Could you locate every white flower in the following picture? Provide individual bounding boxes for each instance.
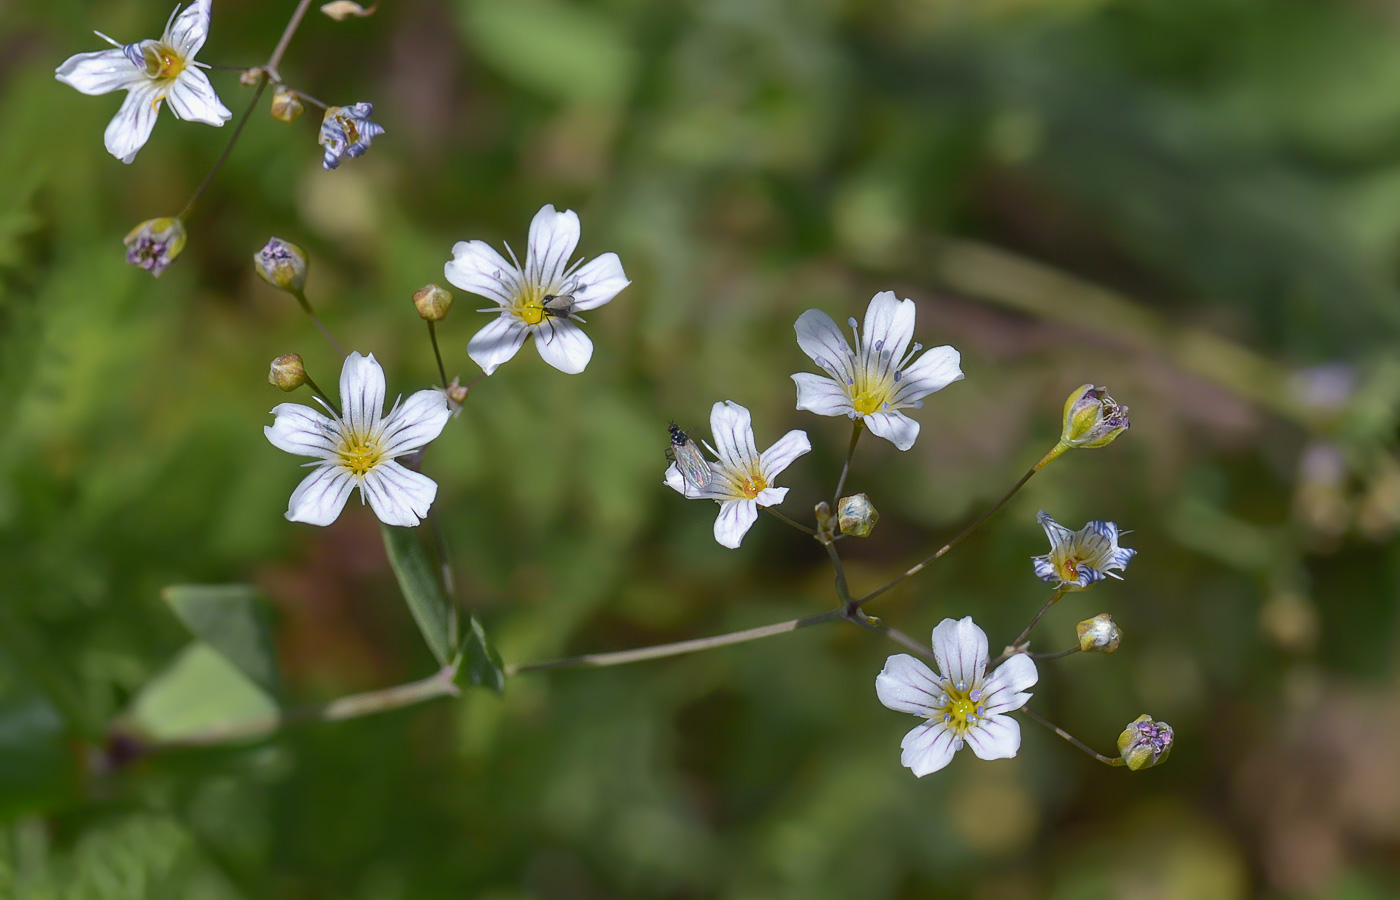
[792,291,963,451]
[265,352,451,527]
[1032,511,1136,591]
[664,401,810,549]
[444,204,629,376]
[55,0,231,164]
[875,617,1038,777]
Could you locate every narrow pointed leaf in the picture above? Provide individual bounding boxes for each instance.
[455,614,505,694]
[381,524,455,666]
[163,584,281,697]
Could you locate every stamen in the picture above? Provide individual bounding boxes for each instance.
[953,738,965,751]
[94,30,123,48]
[969,688,983,702]
[955,681,967,692]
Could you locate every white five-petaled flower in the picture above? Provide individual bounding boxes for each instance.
[664,401,810,549]
[444,204,629,376]
[792,291,964,451]
[1032,511,1136,591]
[875,617,1038,777]
[265,352,451,527]
[55,0,231,164]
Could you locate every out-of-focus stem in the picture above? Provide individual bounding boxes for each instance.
[1020,706,1124,767]
[292,289,346,356]
[831,420,863,508]
[1006,586,1068,654]
[178,79,266,220]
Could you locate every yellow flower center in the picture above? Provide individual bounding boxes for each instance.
[141,43,186,80]
[339,440,382,476]
[851,386,889,416]
[939,684,982,735]
[739,473,767,498]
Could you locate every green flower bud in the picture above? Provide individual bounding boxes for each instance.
[815,501,834,533]
[837,493,880,537]
[270,85,305,124]
[124,217,186,277]
[254,237,309,293]
[1117,714,1173,771]
[1076,613,1121,653]
[268,353,307,391]
[1061,384,1130,449]
[413,283,453,321]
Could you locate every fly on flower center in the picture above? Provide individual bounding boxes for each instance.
[338,440,382,476]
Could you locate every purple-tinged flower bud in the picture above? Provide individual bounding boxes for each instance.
[123,217,186,277]
[1061,384,1130,449]
[1076,613,1121,653]
[270,85,305,124]
[413,283,453,321]
[837,493,879,537]
[254,237,309,293]
[1117,714,1173,770]
[268,354,307,391]
[319,102,384,171]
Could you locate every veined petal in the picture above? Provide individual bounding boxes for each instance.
[55,48,145,95]
[889,345,963,407]
[713,498,758,549]
[526,204,580,288]
[467,315,529,376]
[104,84,161,164]
[793,373,855,417]
[964,714,1021,761]
[167,68,230,125]
[265,402,338,458]
[861,291,916,366]
[1037,511,1075,547]
[166,0,212,59]
[444,240,519,307]
[931,616,988,689]
[753,486,788,507]
[876,654,944,717]
[568,252,628,312]
[863,410,920,451]
[285,465,356,526]
[533,317,593,374]
[759,429,811,481]
[979,653,1038,716]
[361,461,438,526]
[900,722,958,777]
[338,352,386,437]
[794,309,855,381]
[708,401,759,470]
[1032,556,1059,584]
[379,389,451,458]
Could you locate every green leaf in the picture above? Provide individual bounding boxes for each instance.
[454,614,505,695]
[381,525,456,666]
[162,584,281,697]
[126,643,279,743]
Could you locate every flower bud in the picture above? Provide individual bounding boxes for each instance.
[270,85,305,124]
[321,0,375,20]
[815,501,834,533]
[124,217,186,277]
[239,67,263,86]
[268,353,307,391]
[837,493,879,537]
[254,237,309,293]
[1076,613,1121,653]
[437,377,467,418]
[413,283,453,321]
[1061,384,1130,449]
[1117,714,1173,771]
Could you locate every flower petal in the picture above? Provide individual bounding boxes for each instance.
[794,309,855,383]
[567,252,628,312]
[861,291,916,367]
[708,401,759,470]
[445,240,519,308]
[979,653,1038,716]
[964,714,1021,761]
[379,389,451,458]
[754,486,788,507]
[361,460,438,527]
[792,373,854,417]
[285,465,356,526]
[931,616,988,689]
[863,410,920,451]
[55,48,145,95]
[104,84,161,164]
[467,314,530,376]
[166,68,230,125]
[876,654,944,717]
[533,317,593,374]
[713,498,758,549]
[166,0,212,58]
[265,402,338,458]
[527,204,580,288]
[899,722,959,777]
[1037,510,1074,548]
[759,429,811,481]
[889,344,963,407]
[338,351,386,437]
[1032,556,1059,584]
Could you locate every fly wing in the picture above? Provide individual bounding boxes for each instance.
[674,439,713,493]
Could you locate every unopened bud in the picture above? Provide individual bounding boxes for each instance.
[239,67,263,86]
[413,283,453,321]
[321,0,375,20]
[1061,384,1130,449]
[837,493,880,537]
[438,377,467,418]
[270,85,305,124]
[268,353,307,391]
[1075,613,1121,653]
[815,501,834,533]
[1117,714,1173,771]
[124,217,187,277]
[254,237,309,293]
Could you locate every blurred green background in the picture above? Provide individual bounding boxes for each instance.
[3,0,1400,896]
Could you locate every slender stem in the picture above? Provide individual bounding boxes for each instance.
[293,289,346,356]
[1032,646,1082,660]
[1007,587,1067,653]
[178,79,267,220]
[853,443,1062,609]
[1019,706,1123,766]
[506,609,843,675]
[301,373,341,417]
[265,0,318,78]
[822,539,854,607]
[848,613,935,661]
[831,420,863,508]
[291,88,330,110]
[763,506,817,536]
[427,321,450,388]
